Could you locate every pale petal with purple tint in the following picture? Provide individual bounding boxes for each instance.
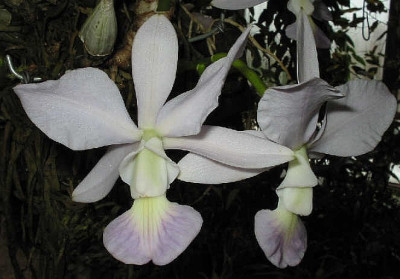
[72,144,137,203]
[178,153,269,184]
[277,187,313,216]
[14,68,141,150]
[257,78,342,149]
[211,0,267,10]
[285,21,330,49]
[297,10,319,82]
[163,125,294,169]
[309,80,397,156]
[103,195,202,265]
[132,14,178,129]
[155,27,251,137]
[254,207,307,268]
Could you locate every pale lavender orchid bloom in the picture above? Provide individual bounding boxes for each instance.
[253,0,396,266]
[285,0,332,49]
[179,0,396,268]
[14,14,293,265]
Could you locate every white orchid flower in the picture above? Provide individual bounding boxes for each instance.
[285,0,332,49]
[14,14,294,265]
[253,0,396,268]
[179,0,397,268]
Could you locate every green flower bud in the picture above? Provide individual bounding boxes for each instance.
[79,0,117,56]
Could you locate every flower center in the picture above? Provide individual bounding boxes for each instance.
[142,129,161,142]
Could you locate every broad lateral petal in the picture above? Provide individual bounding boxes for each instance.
[132,14,178,129]
[14,68,141,150]
[297,10,319,82]
[178,153,269,184]
[254,208,307,268]
[72,144,136,203]
[277,187,313,216]
[212,0,267,10]
[257,78,342,149]
[163,125,294,169]
[103,195,203,265]
[309,80,397,157]
[155,27,251,137]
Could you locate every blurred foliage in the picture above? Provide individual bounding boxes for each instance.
[0,0,399,278]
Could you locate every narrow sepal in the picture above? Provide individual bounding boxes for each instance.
[132,14,178,129]
[72,144,135,203]
[178,153,269,184]
[155,26,252,137]
[163,125,294,169]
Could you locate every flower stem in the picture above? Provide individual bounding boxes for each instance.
[209,53,268,96]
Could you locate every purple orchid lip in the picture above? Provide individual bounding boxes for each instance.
[255,207,307,268]
[103,195,202,265]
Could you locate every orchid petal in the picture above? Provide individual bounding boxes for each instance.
[119,138,178,199]
[285,21,330,49]
[132,14,178,129]
[257,78,342,149]
[163,126,294,169]
[155,27,251,137]
[254,208,307,268]
[211,0,267,10]
[309,80,397,156]
[72,144,136,203]
[178,153,268,184]
[277,147,318,189]
[14,68,141,150]
[277,187,313,216]
[103,195,202,265]
[297,10,319,82]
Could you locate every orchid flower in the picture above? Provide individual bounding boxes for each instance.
[14,14,294,265]
[254,0,397,268]
[178,0,397,269]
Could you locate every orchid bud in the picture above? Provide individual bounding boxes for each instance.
[79,0,117,56]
